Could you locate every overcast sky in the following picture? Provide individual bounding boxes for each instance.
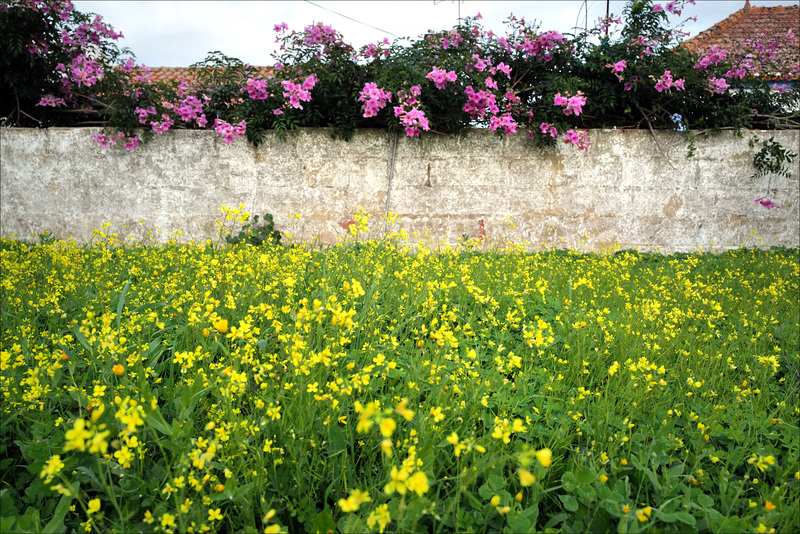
[71,0,798,67]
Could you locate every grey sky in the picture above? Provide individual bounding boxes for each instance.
[70,1,798,67]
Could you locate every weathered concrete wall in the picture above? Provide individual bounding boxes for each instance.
[1,127,798,252]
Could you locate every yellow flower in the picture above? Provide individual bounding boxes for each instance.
[380,418,396,438]
[87,498,101,515]
[621,458,628,466]
[518,468,535,487]
[406,471,429,496]
[384,466,408,495]
[160,513,175,528]
[208,508,223,521]
[636,506,652,522]
[366,504,391,533]
[764,500,776,511]
[430,406,445,422]
[40,455,65,483]
[338,489,371,512]
[112,364,125,377]
[395,398,414,421]
[490,495,501,506]
[535,448,552,467]
[214,483,225,493]
[64,419,92,452]
[622,504,630,514]
[213,319,228,334]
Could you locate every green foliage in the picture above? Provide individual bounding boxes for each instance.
[1,221,799,534]
[225,212,282,247]
[749,135,799,180]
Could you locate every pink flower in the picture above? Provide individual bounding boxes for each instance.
[540,122,558,138]
[755,196,781,209]
[213,118,247,144]
[553,93,568,106]
[358,82,392,118]
[708,77,729,95]
[485,77,498,90]
[38,94,66,107]
[92,133,115,148]
[652,4,664,12]
[652,70,684,93]
[124,136,140,151]
[426,67,458,89]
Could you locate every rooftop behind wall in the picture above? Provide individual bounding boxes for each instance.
[1,127,798,252]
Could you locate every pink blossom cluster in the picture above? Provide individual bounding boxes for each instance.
[394,86,429,137]
[516,31,565,62]
[436,28,465,50]
[598,15,622,34]
[92,132,139,150]
[426,67,457,89]
[564,129,591,152]
[488,113,517,136]
[150,113,174,135]
[755,196,781,209]
[59,54,104,87]
[623,76,641,91]
[244,78,270,100]
[652,1,694,16]
[651,70,685,92]
[38,94,66,107]
[469,55,512,79]
[605,60,627,81]
[214,118,247,144]
[20,0,74,20]
[463,86,499,120]
[134,106,155,123]
[302,22,339,47]
[358,83,392,118]
[694,45,727,72]
[539,122,558,138]
[174,95,207,126]
[281,74,318,109]
[553,92,586,116]
[707,77,729,95]
[359,38,391,60]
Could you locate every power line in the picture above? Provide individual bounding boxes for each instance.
[303,1,400,38]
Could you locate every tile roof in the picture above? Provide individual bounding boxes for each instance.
[681,1,799,79]
[147,66,273,85]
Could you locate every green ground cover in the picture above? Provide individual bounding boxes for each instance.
[1,216,798,533]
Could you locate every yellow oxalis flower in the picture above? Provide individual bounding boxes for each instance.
[535,448,552,467]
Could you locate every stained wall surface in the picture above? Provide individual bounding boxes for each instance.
[1,127,798,252]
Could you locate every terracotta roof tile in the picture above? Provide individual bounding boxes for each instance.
[147,66,273,85]
[682,1,799,79]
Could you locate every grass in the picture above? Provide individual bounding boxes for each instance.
[1,210,798,534]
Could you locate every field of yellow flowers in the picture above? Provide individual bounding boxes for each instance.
[1,210,798,534]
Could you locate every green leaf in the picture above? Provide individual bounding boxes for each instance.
[488,474,505,492]
[696,494,714,508]
[560,494,579,512]
[507,515,531,532]
[143,403,173,436]
[41,492,74,534]
[562,471,578,492]
[674,512,696,525]
[310,509,336,534]
[115,279,131,333]
[478,484,494,500]
[70,326,93,355]
[575,466,595,485]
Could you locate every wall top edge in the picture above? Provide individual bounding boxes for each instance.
[2,126,798,135]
